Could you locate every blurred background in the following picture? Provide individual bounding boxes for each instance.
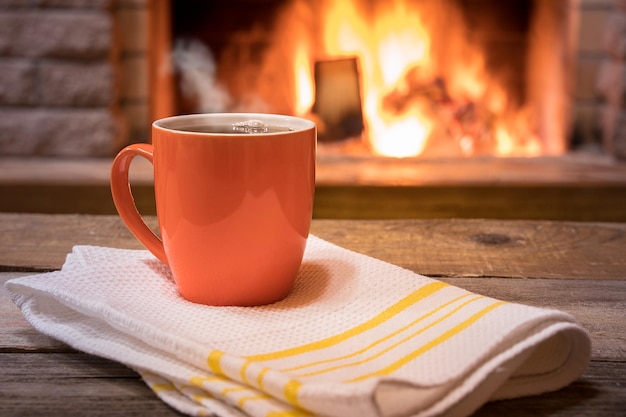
[1,0,625,220]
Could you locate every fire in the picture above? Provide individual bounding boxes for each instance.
[319,0,433,157]
[291,0,546,158]
[294,47,314,116]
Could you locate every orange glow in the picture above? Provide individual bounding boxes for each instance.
[494,115,543,157]
[294,47,314,116]
[370,112,431,157]
[290,0,551,158]
[319,0,434,157]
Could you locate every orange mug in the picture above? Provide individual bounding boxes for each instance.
[110,113,316,306]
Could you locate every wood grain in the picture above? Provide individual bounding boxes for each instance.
[440,278,626,361]
[0,214,624,417]
[1,214,624,279]
[0,353,183,417]
[0,352,622,417]
[1,273,69,352]
[0,214,154,272]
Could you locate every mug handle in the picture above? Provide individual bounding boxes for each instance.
[110,143,168,266]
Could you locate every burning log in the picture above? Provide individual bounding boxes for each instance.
[381,66,451,114]
[381,66,498,155]
[312,57,364,142]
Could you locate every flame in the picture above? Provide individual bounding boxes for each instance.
[318,0,434,157]
[294,47,314,116]
[494,115,542,157]
[370,113,431,157]
[291,0,549,158]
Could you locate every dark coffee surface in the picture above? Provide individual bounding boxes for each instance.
[176,124,293,134]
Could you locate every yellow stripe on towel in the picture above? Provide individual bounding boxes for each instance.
[207,350,226,375]
[284,379,303,407]
[283,293,476,374]
[349,300,506,381]
[247,281,449,362]
[295,295,485,378]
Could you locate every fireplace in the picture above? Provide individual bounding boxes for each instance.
[0,0,619,158]
[152,0,576,159]
[1,0,626,221]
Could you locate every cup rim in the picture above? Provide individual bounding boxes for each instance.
[153,113,316,135]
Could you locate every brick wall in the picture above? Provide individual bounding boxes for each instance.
[0,0,146,157]
[574,0,620,149]
[115,0,148,148]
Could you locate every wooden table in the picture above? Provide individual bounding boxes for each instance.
[1,213,625,416]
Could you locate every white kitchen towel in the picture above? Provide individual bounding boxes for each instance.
[6,235,590,417]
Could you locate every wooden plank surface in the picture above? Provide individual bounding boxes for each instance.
[2,274,625,417]
[1,273,70,352]
[1,351,622,417]
[1,213,624,279]
[1,214,624,416]
[0,352,182,417]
